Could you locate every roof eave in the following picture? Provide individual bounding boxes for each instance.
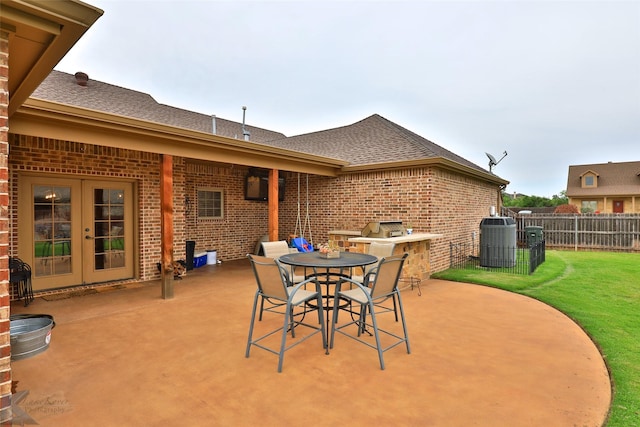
[340,158,509,186]
[11,98,347,176]
[567,190,640,198]
[3,0,103,116]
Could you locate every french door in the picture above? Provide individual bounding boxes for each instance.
[18,176,135,291]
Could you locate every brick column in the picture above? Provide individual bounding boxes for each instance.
[0,30,11,423]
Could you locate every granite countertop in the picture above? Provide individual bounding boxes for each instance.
[339,232,443,244]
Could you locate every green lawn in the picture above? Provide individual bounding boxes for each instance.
[432,250,639,426]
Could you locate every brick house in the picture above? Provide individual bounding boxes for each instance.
[2,0,507,417]
[11,69,508,294]
[566,161,640,213]
[11,70,347,292]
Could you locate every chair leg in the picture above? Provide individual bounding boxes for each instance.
[329,287,341,349]
[19,281,27,307]
[25,277,34,306]
[278,301,293,373]
[259,296,265,321]
[245,292,260,358]
[392,294,398,321]
[396,292,411,354]
[367,300,385,370]
[356,305,367,337]
[317,292,327,352]
[289,306,296,338]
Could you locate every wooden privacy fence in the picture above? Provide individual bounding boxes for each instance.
[509,213,640,252]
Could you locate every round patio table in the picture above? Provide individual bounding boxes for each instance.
[279,251,378,352]
[279,251,377,270]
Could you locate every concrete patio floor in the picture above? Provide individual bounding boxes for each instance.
[9,259,611,426]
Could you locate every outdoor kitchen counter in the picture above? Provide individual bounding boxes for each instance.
[328,231,442,281]
[348,233,443,245]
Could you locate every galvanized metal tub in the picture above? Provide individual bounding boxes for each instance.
[10,315,54,361]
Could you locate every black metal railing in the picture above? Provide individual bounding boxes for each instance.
[449,240,546,275]
[528,240,545,273]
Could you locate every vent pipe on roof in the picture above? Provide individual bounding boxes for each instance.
[241,106,250,141]
[74,72,89,86]
[211,115,217,135]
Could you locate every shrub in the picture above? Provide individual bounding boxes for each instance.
[554,204,580,214]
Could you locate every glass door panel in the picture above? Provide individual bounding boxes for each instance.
[19,176,82,291]
[83,181,134,284]
[33,185,73,276]
[93,188,126,270]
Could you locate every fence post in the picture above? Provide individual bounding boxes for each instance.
[574,215,578,251]
[449,242,453,268]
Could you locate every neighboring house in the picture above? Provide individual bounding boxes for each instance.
[566,161,640,213]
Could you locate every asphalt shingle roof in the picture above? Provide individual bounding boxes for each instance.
[566,161,640,196]
[30,70,489,174]
[31,70,286,143]
[261,114,487,171]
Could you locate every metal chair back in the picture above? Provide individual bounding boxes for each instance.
[369,254,408,299]
[249,255,289,301]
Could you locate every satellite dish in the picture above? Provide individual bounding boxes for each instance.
[485,151,507,173]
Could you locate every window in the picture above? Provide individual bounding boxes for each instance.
[581,200,597,213]
[581,172,597,188]
[197,189,223,219]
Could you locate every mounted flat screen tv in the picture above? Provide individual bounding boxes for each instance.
[245,174,285,201]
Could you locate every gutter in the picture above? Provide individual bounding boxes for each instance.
[12,99,348,176]
[340,158,510,186]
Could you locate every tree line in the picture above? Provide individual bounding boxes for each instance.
[502,191,569,208]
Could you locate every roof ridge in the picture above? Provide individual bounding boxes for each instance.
[35,70,286,141]
[370,113,488,170]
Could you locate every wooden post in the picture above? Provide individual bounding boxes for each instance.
[268,169,278,241]
[161,154,174,299]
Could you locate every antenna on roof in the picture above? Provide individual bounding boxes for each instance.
[241,106,251,141]
[485,151,507,173]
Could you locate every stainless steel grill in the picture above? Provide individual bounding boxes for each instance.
[361,221,405,238]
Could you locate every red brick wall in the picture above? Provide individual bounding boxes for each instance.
[428,168,498,272]
[8,135,164,281]
[183,162,270,260]
[7,135,499,279]
[278,167,499,273]
[0,30,11,423]
[7,141,274,275]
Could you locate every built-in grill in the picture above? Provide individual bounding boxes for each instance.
[361,221,405,238]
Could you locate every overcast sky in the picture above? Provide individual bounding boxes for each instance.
[56,0,640,198]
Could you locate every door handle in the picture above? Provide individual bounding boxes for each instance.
[85,235,94,240]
